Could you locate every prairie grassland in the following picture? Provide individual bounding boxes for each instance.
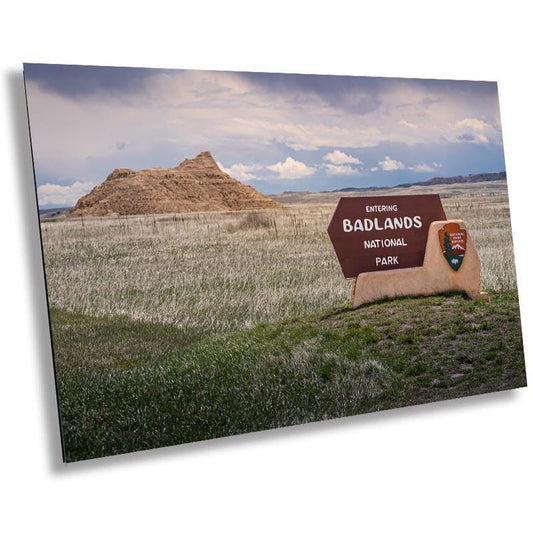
[41,182,526,462]
[42,186,517,335]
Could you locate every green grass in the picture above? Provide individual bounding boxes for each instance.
[53,291,527,462]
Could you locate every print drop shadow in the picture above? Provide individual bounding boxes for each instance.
[8,69,65,468]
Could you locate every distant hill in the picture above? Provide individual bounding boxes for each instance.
[39,207,71,219]
[322,171,506,194]
[68,152,280,217]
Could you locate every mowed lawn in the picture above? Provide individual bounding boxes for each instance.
[53,292,526,462]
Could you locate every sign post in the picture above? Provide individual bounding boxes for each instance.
[327,195,489,307]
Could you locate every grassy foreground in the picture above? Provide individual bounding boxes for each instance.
[53,291,526,462]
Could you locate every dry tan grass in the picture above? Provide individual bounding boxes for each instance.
[41,188,517,334]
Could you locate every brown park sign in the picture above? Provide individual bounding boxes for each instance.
[328,194,447,278]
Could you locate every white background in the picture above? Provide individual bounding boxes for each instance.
[1,2,531,531]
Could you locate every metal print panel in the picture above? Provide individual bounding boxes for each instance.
[24,64,527,462]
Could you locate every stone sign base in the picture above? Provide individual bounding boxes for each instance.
[351,219,490,308]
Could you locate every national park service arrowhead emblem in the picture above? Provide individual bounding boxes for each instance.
[439,222,467,271]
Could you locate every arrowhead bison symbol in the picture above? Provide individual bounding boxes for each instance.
[438,222,467,271]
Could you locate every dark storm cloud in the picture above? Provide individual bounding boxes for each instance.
[239,71,383,114]
[240,72,498,115]
[23,63,172,98]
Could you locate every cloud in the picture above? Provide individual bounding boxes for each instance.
[377,156,405,171]
[322,149,362,175]
[374,159,442,174]
[454,118,487,131]
[267,157,315,179]
[409,163,437,173]
[450,117,492,144]
[324,163,360,175]
[398,119,418,130]
[323,150,362,165]
[37,181,97,206]
[456,133,488,143]
[216,161,262,181]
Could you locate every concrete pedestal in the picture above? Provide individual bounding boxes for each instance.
[351,219,490,308]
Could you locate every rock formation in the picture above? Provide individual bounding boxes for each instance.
[68,152,280,216]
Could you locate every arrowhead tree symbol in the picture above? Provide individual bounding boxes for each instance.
[438,222,467,271]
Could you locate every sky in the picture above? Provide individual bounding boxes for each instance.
[24,64,506,207]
